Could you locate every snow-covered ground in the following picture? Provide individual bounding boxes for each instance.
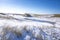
[0,14,60,40]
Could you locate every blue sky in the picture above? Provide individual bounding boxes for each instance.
[0,0,60,14]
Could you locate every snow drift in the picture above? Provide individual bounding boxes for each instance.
[0,13,60,40]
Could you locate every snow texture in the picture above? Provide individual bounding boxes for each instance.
[0,14,60,40]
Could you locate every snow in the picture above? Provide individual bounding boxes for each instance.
[24,35,31,40]
[0,14,60,40]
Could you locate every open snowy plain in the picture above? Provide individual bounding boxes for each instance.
[0,13,60,40]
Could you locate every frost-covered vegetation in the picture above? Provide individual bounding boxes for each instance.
[0,13,60,40]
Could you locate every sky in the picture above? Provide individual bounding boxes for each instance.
[0,0,60,14]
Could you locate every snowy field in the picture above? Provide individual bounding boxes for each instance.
[0,14,60,40]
